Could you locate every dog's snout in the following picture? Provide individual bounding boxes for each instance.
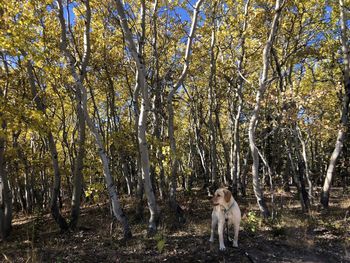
[211,196,218,205]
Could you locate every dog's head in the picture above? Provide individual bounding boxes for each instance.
[211,188,232,206]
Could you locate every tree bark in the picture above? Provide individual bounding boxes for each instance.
[321,0,350,208]
[296,126,313,202]
[0,53,12,240]
[48,133,70,231]
[248,0,284,218]
[150,0,166,200]
[13,131,33,214]
[114,0,159,234]
[230,0,250,197]
[70,88,86,229]
[285,134,309,212]
[57,0,131,238]
[208,2,218,185]
[0,122,12,240]
[26,60,69,230]
[166,0,203,223]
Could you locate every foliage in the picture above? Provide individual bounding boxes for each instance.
[154,233,167,254]
[243,211,261,234]
[0,0,349,241]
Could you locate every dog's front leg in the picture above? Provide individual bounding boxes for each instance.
[209,215,217,242]
[232,222,239,247]
[218,220,225,251]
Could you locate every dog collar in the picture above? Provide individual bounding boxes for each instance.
[224,202,234,215]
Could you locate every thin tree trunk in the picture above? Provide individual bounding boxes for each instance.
[150,0,166,200]
[12,134,24,212]
[296,126,313,202]
[321,0,350,208]
[70,89,86,229]
[57,0,131,238]
[231,93,242,197]
[248,0,284,218]
[48,133,69,231]
[54,86,74,199]
[285,136,309,212]
[23,159,32,213]
[193,104,208,184]
[232,0,250,197]
[114,0,159,234]
[257,149,275,218]
[131,72,144,220]
[0,53,12,239]
[0,123,12,240]
[166,0,203,222]
[120,152,133,196]
[13,131,33,213]
[26,61,69,230]
[216,114,230,187]
[208,2,218,185]
[240,149,250,197]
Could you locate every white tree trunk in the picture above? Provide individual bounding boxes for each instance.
[167,0,204,220]
[208,2,218,185]
[57,0,131,237]
[296,126,313,202]
[70,88,85,229]
[321,0,350,208]
[27,60,69,230]
[248,0,284,218]
[231,0,250,196]
[114,0,159,233]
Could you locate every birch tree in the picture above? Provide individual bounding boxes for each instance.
[0,53,12,240]
[248,0,284,218]
[114,0,159,234]
[208,1,219,186]
[230,0,250,197]
[57,0,132,238]
[321,0,350,208]
[26,60,69,231]
[167,0,204,222]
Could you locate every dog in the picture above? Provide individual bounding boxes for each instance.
[209,188,241,251]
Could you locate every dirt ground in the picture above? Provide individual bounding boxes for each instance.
[1,187,349,263]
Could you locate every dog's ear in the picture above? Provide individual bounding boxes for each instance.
[224,189,232,203]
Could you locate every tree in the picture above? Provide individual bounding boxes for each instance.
[57,0,131,238]
[26,60,69,231]
[166,0,204,224]
[113,0,159,234]
[321,0,350,208]
[229,0,250,197]
[1,0,350,244]
[248,0,284,218]
[0,53,12,240]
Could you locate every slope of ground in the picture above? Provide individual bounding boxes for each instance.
[1,187,349,262]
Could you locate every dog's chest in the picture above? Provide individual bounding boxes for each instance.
[213,207,233,221]
[213,204,239,225]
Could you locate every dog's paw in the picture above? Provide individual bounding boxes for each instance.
[209,238,214,243]
[232,241,238,248]
[219,245,226,251]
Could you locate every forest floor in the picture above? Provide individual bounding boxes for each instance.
[1,187,350,263]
